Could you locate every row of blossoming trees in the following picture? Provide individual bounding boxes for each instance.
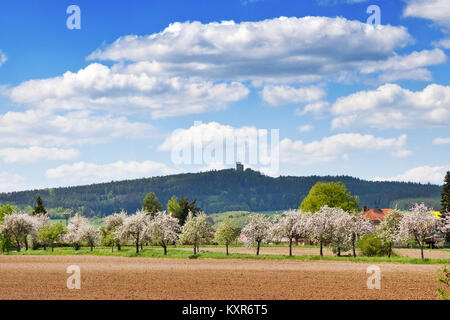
[0,203,449,259]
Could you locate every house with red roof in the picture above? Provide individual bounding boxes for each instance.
[362,206,393,225]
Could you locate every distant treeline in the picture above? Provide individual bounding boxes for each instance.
[0,169,441,217]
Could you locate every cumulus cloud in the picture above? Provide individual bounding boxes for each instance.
[360,49,447,82]
[87,16,413,83]
[7,63,249,118]
[0,109,154,147]
[261,85,325,106]
[280,133,409,164]
[331,83,450,129]
[0,50,6,67]
[374,165,450,184]
[160,121,409,167]
[403,0,450,29]
[46,160,178,184]
[159,121,278,172]
[0,147,78,164]
[404,0,450,47]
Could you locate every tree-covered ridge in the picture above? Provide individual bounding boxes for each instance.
[0,168,441,217]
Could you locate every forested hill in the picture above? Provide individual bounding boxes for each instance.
[0,169,441,217]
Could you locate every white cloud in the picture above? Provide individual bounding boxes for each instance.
[298,125,314,132]
[46,160,178,184]
[434,38,450,49]
[298,101,330,117]
[0,147,78,164]
[403,0,450,29]
[160,122,409,166]
[433,137,450,145]
[0,109,154,147]
[280,133,409,164]
[262,85,325,106]
[0,172,26,193]
[159,121,264,152]
[331,84,450,129]
[374,165,450,184]
[8,63,249,118]
[404,0,450,47]
[391,149,413,158]
[360,49,447,82]
[0,50,6,67]
[87,16,412,83]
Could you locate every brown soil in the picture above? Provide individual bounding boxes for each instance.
[189,246,450,259]
[0,255,443,300]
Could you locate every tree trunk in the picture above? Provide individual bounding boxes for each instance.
[289,238,293,256]
[111,244,114,252]
[44,244,47,251]
[256,241,261,256]
[420,243,424,259]
[388,243,392,258]
[51,244,54,252]
[337,247,341,257]
[163,245,167,255]
[226,243,229,256]
[193,244,196,255]
[90,245,93,252]
[140,243,143,251]
[136,240,139,254]
[24,239,28,251]
[319,240,323,257]
[352,237,356,257]
[117,243,121,251]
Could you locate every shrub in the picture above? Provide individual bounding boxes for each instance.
[437,265,450,300]
[358,234,391,257]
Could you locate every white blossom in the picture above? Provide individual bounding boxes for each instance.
[80,223,101,251]
[305,205,337,256]
[117,209,151,253]
[269,210,309,256]
[329,208,354,256]
[104,210,127,249]
[241,214,271,255]
[178,212,213,255]
[65,213,89,250]
[0,212,36,251]
[397,203,441,259]
[148,211,180,255]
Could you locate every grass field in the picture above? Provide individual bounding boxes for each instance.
[4,245,450,264]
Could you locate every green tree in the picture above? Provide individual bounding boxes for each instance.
[167,196,182,218]
[142,192,162,216]
[214,219,240,255]
[377,210,403,258]
[0,204,13,221]
[33,195,47,216]
[173,197,201,225]
[37,222,67,252]
[0,205,14,252]
[300,181,360,213]
[441,171,450,244]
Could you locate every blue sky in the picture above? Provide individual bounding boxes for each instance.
[0,0,449,192]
